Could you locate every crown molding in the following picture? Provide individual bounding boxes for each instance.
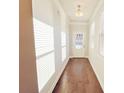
[89,0,104,24]
[53,0,69,18]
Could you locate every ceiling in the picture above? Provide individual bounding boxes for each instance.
[59,0,101,22]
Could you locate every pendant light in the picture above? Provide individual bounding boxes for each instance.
[75,5,83,17]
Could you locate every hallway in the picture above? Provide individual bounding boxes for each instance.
[53,58,103,93]
[20,0,104,93]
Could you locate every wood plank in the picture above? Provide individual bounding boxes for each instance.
[53,58,103,93]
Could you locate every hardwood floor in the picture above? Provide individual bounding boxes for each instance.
[53,58,103,93]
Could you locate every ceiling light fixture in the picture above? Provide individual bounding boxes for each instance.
[75,5,83,17]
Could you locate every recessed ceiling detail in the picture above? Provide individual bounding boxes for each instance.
[59,0,101,22]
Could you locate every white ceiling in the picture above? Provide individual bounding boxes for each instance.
[59,0,101,22]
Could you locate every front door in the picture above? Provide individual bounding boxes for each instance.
[72,32,85,57]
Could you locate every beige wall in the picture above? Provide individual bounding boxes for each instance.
[88,1,104,90]
[69,23,89,57]
[19,0,38,93]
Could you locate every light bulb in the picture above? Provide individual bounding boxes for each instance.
[75,11,83,16]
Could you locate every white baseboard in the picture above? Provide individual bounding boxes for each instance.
[47,56,103,93]
[48,57,70,93]
[88,57,104,90]
[69,56,88,59]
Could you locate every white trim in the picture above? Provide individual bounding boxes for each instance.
[48,57,70,93]
[89,0,104,24]
[53,0,67,17]
[69,56,88,59]
[46,56,104,93]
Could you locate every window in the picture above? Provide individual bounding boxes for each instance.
[33,18,55,92]
[99,12,104,56]
[61,31,66,62]
[75,32,83,49]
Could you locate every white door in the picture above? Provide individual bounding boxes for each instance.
[70,24,88,57]
[72,32,85,57]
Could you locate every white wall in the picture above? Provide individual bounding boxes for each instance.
[69,23,89,57]
[32,0,103,92]
[32,0,54,26]
[88,0,104,90]
[32,0,69,93]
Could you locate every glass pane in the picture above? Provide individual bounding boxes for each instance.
[36,52,55,91]
[33,18,54,56]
